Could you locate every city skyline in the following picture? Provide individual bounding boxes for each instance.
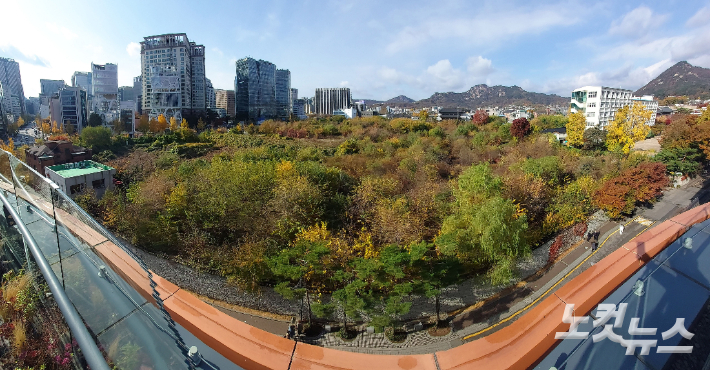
[1,1,709,101]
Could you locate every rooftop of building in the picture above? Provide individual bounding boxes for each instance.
[26,140,89,158]
[47,160,113,178]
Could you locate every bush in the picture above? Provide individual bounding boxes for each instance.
[511,118,531,140]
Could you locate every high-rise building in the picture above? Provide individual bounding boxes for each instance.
[570,86,657,128]
[25,97,39,116]
[215,89,235,117]
[0,57,25,117]
[235,57,278,122]
[133,76,143,114]
[291,88,298,101]
[314,88,351,115]
[275,69,291,120]
[91,63,119,122]
[205,78,215,109]
[51,87,87,133]
[41,79,66,97]
[71,71,92,94]
[0,81,8,132]
[140,33,207,120]
[39,79,66,119]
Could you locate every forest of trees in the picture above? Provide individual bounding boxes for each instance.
[68,106,710,328]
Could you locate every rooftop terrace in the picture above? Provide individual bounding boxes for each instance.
[46,160,113,178]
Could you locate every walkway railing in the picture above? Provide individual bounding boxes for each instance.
[0,150,201,369]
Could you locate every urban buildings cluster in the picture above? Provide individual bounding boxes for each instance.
[3,33,699,139]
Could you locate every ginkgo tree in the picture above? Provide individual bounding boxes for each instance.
[606,102,653,154]
[566,111,586,147]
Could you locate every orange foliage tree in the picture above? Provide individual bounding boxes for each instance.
[593,162,669,218]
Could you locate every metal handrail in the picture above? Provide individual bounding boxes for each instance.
[0,190,111,370]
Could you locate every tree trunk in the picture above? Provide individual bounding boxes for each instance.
[435,295,441,325]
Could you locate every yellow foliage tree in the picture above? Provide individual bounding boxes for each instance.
[137,114,150,134]
[51,121,62,134]
[16,117,24,127]
[566,111,586,147]
[181,118,189,130]
[418,110,429,122]
[169,116,178,132]
[157,114,168,132]
[197,118,206,131]
[605,102,653,154]
[41,121,51,137]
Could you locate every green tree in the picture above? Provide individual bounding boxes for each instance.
[435,163,529,284]
[80,126,112,151]
[270,239,332,324]
[583,127,607,150]
[88,113,103,127]
[566,111,586,147]
[409,242,461,325]
[655,147,703,176]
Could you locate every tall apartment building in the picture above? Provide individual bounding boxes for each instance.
[215,89,235,116]
[140,33,207,120]
[314,88,351,115]
[235,57,277,121]
[0,57,25,117]
[275,69,291,120]
[206,78,215,109]
[291,88,298,100]
[71,71,92,94]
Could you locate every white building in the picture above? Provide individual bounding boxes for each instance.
[45,160,115,198]
[570,86,656,128]
[631,95,659,126]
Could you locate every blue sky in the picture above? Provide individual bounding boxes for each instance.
[1,0,709,101]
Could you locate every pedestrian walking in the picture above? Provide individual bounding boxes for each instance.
[619,224,624,235]
[592,241,598,251]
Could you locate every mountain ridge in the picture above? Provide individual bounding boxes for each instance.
[635,61,710,98]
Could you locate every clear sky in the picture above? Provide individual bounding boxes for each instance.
[1,0,709,101]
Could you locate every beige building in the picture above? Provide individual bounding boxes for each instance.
[215,89,235,117]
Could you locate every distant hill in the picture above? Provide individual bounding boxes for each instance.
[635,61,710,98]
[414,84,568,110]
[385,95,416,105]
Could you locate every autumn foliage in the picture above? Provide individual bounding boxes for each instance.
[511,117,531,140]
[472,110,489,126]
[593,162,669,218]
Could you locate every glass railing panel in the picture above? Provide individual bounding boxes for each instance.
[97,305,192,370]
[60,250,149,335]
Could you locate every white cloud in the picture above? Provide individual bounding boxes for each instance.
[608,6,661,39]
[211,47,224,57]
[687,7,710,28]
[339,81,349,87]
[467,56,494,78]
[386,3,579,53]
[126,42,141,58]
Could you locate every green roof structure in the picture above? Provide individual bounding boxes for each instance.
[46,160,113,178]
